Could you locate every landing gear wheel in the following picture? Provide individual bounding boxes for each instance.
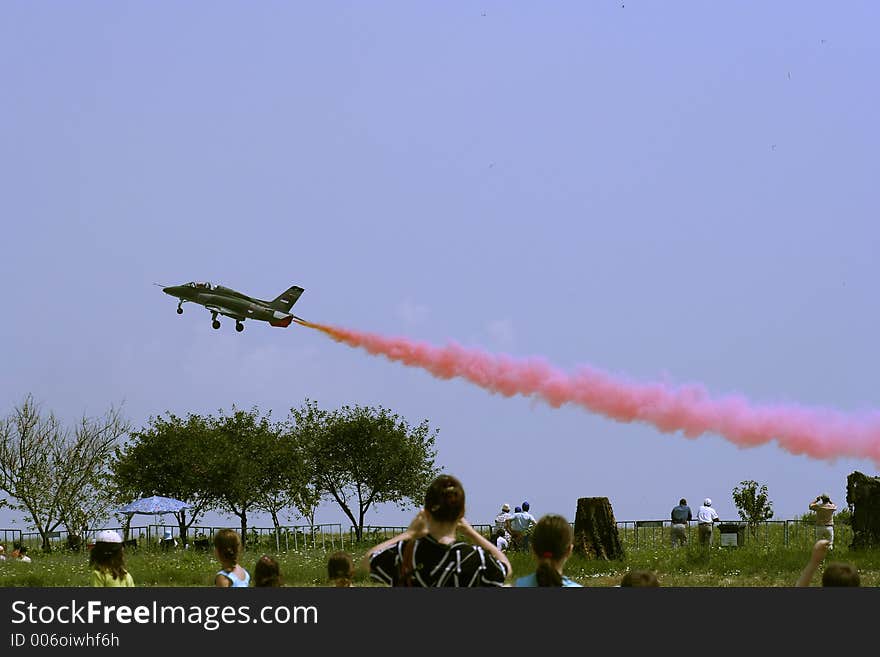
[212,320,221,330]
[235,322,244,332]
[177,306,184,314]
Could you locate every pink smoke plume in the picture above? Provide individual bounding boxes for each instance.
[296,319,880,467]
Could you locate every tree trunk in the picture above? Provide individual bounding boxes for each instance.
[573,497,624,561]
[240,512,248,549]
[176,509,188,547]
[847,471,880,550]
[270,510,281,552]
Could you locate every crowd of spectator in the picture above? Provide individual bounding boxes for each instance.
[0,480,860,588]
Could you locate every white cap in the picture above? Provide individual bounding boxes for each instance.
[704,498,712,506]
[95,530,122,544]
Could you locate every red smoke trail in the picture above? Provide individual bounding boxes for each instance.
[295,319,880,467]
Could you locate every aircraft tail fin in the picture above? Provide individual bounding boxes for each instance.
[269,285,304,312]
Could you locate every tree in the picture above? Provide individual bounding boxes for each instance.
[0,395,129,551]
[252,423,314,546]
[110,412,215,546]
[201,406,291,548]
[58,477,115,550]
[290,399,440,541]
[732,480,774,537]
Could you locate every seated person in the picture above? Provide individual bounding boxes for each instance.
[159,530,179,550]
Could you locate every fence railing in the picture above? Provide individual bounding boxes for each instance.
[1,528,23,545]
[13,524,346,552]
[614,519,853,550]
[145,523,346,552]
[18,526,152,549]
[9,519,853,553]
[352,524,495,543]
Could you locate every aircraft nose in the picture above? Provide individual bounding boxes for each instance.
[162,286,176,295]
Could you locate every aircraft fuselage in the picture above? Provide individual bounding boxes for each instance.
[162,282,302,330]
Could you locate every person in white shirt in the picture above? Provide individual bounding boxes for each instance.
[493,503,513,548]
[506,503,537,552]
[697,498,720,546]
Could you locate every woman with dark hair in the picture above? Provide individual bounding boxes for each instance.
[363,474,511,587]
[514,514,581,587]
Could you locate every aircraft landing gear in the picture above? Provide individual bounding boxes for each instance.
[235,321,244,332]
[177,305,184,314]
[211,311,220,330]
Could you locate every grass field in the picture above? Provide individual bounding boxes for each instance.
[2,539,878,587]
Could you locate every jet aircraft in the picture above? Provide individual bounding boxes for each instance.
[160,281,305,332]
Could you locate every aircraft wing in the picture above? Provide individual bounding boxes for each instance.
[204,304,246,321]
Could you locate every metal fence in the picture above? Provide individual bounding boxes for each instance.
[614,519,854,550]
[9,519,854,553]
[18,526,152,550]
[353,524,495,544]
[146,523,346,552]
[13,524,346,552]
[1,528,23,545]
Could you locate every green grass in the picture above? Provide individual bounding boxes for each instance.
[2,540,879,587]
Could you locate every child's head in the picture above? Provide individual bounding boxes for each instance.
[327,551,355,587]
[254,555,282,587]
[214,529,242,566]
[822,562,860,586]
[620,569,660,587]
[90,530,127,579]
[530,514,574,587]
[423,474,465,523]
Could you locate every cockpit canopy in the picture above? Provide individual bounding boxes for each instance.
[186,281,214,290]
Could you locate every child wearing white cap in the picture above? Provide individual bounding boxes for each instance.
[90,530,134,587]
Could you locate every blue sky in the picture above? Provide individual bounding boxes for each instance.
[1,2,878,533]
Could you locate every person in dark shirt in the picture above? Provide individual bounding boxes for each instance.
[670,498,692,547]
[363,474,511,587]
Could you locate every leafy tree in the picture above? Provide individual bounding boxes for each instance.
[58,477,115,550]
[290,399,440,541]
[202,406,291,548]
[110,412,215,546]
[732,480,774,537]
[251,422,315,544]
[0,395,129,551]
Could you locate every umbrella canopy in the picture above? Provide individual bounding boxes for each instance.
[116,495,189,515]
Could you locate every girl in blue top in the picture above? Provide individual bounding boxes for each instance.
[213,529,251,588]
[514,514,582,587]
